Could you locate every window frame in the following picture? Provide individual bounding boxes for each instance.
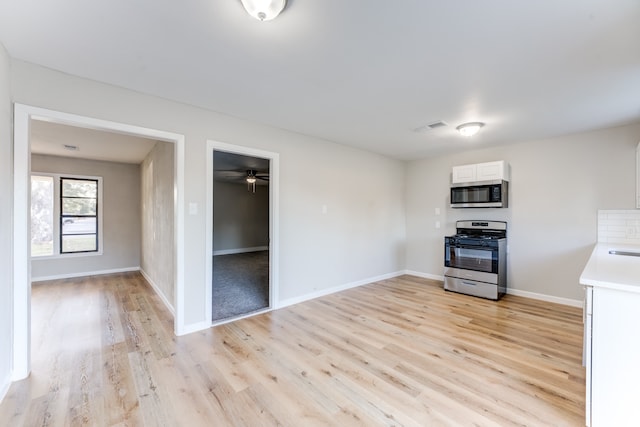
[30,172,104,259]
[60,176,100,254]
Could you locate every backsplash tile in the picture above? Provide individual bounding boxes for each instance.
[598,210,640,245]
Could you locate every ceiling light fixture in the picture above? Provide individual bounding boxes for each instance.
[240,0,287,21]
[456,122,485,137]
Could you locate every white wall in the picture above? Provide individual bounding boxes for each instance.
[406,123,640,301]
[0,42,12,400]
[10,60,407,327]
[30,154,141,280]
[213,180,269,253]
[140,141,175,307]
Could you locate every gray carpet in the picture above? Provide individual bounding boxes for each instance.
[212,251,270,322]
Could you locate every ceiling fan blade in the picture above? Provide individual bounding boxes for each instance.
[215,170,244,176]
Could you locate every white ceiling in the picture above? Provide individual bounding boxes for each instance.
[30,119,158,164]
[2,1,640,160]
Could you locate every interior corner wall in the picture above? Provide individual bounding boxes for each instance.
[213,180,269,253]
[405,123,640,301]
[10,60,406,328]
[140,141,175,307]
[0,42,12,399]
[30,154,141,280]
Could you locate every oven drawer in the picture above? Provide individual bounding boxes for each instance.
[444,276,499,300]
[444,267,498,284]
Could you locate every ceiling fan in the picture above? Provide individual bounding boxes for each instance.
[215,169,269,193]
[245,169,268,193]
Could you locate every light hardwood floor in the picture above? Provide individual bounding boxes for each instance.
[0,273,585,426]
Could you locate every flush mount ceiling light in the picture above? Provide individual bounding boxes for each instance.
[240,0,287,21]
[456,122,485,137]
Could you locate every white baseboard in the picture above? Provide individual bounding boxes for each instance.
[176,320,211,336]
[129,269,210,336]
[213,246,269,256]
[139,269,176,317]
[0,371,10,404]
[278,270,405,309]
[403,270,582,307]
[31,266,141,282]
[505,288,582,308]
[404,270,444,281]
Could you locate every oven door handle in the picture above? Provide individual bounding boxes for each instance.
[449,244,494,250]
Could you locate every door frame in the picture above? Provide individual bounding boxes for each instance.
[206,140,279,324]
[12,104,186,380]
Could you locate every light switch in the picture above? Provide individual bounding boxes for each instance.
[189,202,198,215]
[435,221,441,229]
[435,208,441,215]
[322,204,328,214]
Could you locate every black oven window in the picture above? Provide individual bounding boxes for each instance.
[448,246,496,273]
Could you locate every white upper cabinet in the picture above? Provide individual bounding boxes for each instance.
[452,160,509,184]
[477,161,509,181]
[451,164,476,183]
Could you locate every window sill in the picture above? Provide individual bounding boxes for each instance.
[31,250,103,260]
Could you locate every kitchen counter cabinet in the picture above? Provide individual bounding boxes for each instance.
[580,243,640,426]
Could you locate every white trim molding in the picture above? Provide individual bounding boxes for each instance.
[279,271,405,309]
[12,103,186,380]
[31,267,140,283]
[140,268,176,316]
[206,140,280,328]
[404,270,445,282]
[404,270,582,307]
[505,288,582,308]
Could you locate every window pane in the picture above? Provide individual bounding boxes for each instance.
[31,175,54,257]
[62,234,97,252]
[60,177,99,254]
[62,217,97,235]
[62,198,97,215]
[62,179,97,198]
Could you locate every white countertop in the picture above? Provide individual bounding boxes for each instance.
[580,243,640,293]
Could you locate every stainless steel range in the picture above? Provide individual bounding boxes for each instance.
[444,220,507,300]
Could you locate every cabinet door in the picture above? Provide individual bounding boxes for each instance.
[584,286,593,426]
[476,160,508,181]
[591,287,640,426]
[452,164,476,183]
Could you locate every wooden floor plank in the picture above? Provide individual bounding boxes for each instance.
[0,272,585,426]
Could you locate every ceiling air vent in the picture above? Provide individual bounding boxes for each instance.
[413,120,448,133]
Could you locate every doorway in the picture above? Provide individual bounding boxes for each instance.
[206,141,279,325]
[12,104,186,380]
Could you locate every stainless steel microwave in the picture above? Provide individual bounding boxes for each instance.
[450,180,508,208]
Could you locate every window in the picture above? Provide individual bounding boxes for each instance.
[31,175,55,256]
[61,178,99,253]
[31,173,102,258]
